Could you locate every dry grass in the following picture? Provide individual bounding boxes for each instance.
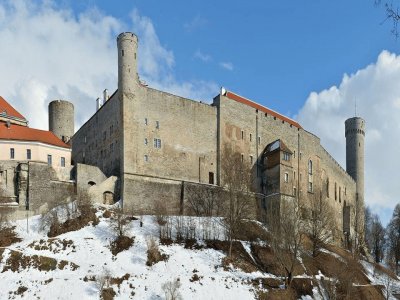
[146,236,168,266]
[0,226,21,247]
[110,236,134,256]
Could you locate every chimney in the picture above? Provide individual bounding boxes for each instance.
[103,89,108,102]
[96,97,102,111]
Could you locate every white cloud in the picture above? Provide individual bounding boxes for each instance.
[219,62,234,71]
[0,1,217,130]
[184,15,207,32]
[194,50,211,62]
[297,50,400,224]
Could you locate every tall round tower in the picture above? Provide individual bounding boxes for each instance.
[345,117,365,237]
[48,100,74,143]
[117,32,138,94]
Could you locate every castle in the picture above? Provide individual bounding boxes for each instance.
[0,32,365,244]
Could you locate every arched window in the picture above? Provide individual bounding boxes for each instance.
[88,181,96,187]
[308,160,313,175]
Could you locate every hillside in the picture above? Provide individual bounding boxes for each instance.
[0,205,399,300]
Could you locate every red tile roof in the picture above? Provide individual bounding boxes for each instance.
[0,96,26,121]
[0,122,70,148]
[225,91,302,129]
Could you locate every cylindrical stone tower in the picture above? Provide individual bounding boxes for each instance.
[345,117,365,237]
[49,100,74,143]
[117,32,138,94]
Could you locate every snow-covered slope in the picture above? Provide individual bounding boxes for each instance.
[0,206,399,300]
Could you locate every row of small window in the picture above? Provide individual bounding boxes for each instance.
[144,118,160,129]
[240,154,254,164]
[240,131,261,144]
[144,138,162,148]
[327,180,347,202]
[9,148,65,167]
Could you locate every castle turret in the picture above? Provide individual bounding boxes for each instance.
[48,100,74,144]
[117,32,138,94]
[345,117,365,237]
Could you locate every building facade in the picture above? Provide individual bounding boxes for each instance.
[0,97,74,216]
[71,32,365,243]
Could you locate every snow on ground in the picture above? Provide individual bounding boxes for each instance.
[0,209,264,300]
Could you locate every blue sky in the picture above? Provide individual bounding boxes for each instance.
[0,0,399,225]
[68,0,397,115]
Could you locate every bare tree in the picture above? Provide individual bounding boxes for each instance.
[369,213,386,263]
[386,204,400,274]
[162,278,182,300]
[220,144,255,258]
[306,192,334,257]
[109,206,129,238]
[375,1,400,37]
[186,184,222,217]
[269,197,305,287]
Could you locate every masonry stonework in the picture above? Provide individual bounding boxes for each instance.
[70,32,365,245]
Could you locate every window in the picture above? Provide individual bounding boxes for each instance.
[293,187,297,197]
[308,182,313,192]
[294,171,296,179]
[47,155,52,166]
[10,148,14,159]
[84,136,87,143]
[250,155,253,164]
[308,160,313,175]
[61,157,65,167]
[121,50,124,56]
[144,138,148,145]
[144,155,149,162]
[339,187,341,203]
[326,178,330,198]
[249,133,252,141]
[293,151,296,158]
[209,172,214,184]
[27,149,31,160]
[241,154,244,162]
[335,182,337,200]
[345,187,347,195]
[283,152,291,161]
[299,152,302,160]
[144,118,148,125]
[284,173,289,182]
[156,121,159,129]
[154,138,161,148]
[241,130,244,140]
[258,136,261,145]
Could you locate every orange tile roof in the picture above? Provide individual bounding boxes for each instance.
[0,96,26,121]
[0,122,70,148]
[225,91,302,129]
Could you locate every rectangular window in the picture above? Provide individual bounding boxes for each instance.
[293,187,297,196]
[249,133,252,141]
[156,121,159,129]
[144,118,148,125]
[61,157,65,167]
[308,182,313,192]
[283,152,291,161]
[144,138,148,145]
[250,155,253,164]
[144,155,149,162]
[10,148,14,159]
[293,151,296,158]
[84,136,87,143]
[209,172,214,184]
[241,154,244,162]
[27,149,31,160]
[284,173,289,182]
[47,155,52,166]
[258,136,261,145]
[154,138,161,148]
[241,130,244,140]
[339,187,341,202]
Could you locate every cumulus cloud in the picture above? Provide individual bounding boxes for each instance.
[0,1,217,130]
[219,62,234,71]
[297,50,400,224]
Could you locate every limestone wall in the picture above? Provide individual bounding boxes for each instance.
[72,92,121,177]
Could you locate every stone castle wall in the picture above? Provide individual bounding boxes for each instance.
[72,92,121,177]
